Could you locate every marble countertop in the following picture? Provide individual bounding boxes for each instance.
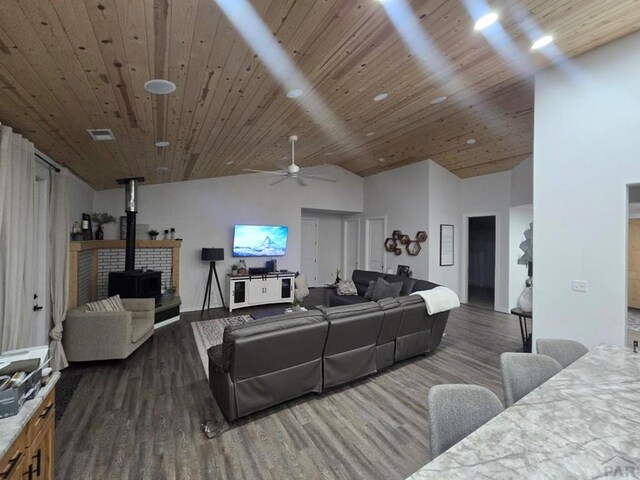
[407,345,640,479]
[0,373,59,460]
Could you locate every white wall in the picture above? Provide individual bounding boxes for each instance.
[362,162,429,279]
[533,30,640,348]
[427,161,460,291]
[66,172,95,228]
[94,166,363,311]
[301,209,345,285]
[459,171,512,312]
[511,158,533,208]
[509,205,533,310]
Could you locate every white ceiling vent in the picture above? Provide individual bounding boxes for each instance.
[87,129,115,141]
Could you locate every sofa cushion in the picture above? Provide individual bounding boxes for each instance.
[221,311,326,372]
[371,278,403,301]
[86,295,125,312]
[336,279,358,296]
[318,301,381,320]
[130,310,152,343]
[352,270,385,296]
[364,280,376,300]
[411,279,440,292]
[384,274,416,296]
[328,293,369,307]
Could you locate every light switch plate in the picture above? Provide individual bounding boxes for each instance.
[572,280,588,292]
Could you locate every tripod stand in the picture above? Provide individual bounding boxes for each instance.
[201,260,225,316]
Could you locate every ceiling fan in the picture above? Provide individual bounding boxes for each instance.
[244,135,336,186]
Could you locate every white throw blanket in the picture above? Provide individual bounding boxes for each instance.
[411,287,460,315]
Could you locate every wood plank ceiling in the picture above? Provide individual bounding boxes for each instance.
[0,0,639,189]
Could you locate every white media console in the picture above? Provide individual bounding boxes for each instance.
[227,272,295,312]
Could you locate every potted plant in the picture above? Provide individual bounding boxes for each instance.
[148,229,159,240]
[292,295,304,311]
[91,212,116,240]
[231,263,239,275]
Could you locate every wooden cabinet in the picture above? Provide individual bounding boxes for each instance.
[227,273,295,312]
[0,389,55,480]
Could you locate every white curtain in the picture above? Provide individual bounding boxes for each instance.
[0,126,37,352]
[48,172,69,371]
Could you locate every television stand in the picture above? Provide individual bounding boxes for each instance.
[227,272,295,312]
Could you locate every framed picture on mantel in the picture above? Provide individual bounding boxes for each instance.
[440,224,454,266]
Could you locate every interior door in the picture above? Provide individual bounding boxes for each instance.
[366,217,386,273]
[300,218,318,286]
[628,219,640,308]
[344,218,360,278]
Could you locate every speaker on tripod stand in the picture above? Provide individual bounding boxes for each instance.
[201,248,225,316]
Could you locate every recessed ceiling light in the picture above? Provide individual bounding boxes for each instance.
[225,161,235,165]
[378,158,386,162]
[531,35,553,50]
[155,141,170,147]
[157,166,169,171]
[365,131,375,137]
[431,96,448,105]
[286,89,303,98]
[373,93,388,102]
[474,12,499,31]
[144,79,176,95]
[466,138,476,144]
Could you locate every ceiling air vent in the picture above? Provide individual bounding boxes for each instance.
[87,128,115,141]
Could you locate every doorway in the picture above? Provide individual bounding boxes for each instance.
[467,216,496,309]
[627,185,640,348]
[343,217,360,279]
[365,217,386,273]
[300,218,318,287]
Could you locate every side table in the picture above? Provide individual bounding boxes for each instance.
[510,307,532,352]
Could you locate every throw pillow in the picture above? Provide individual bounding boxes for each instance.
[86,295,126,312]
[336,279,358,296]
[371,278,403,301]
[364,280,377,300]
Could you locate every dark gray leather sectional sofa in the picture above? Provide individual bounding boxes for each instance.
[208,279,450,421]
[327,269,440,306]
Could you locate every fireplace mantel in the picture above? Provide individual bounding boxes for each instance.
[68,240,182,308]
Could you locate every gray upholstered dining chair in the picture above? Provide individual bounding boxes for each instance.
[536,338,588,368]
[500,353,562,407]
[427,384,503,459]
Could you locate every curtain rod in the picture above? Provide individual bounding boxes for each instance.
[35,151,61,173]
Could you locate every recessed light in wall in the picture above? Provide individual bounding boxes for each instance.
[225,161,235,165]
[365,131,375,137]
[154,141,170,147]
[531,35,553,50]
[378,158,386,163]
[474,12,499,31]
[286,89,303,98]
[144,79,176,95]
[430,96,448,105]
[466,138,476,144]
[373,93,388,102]
[157,166,169,171]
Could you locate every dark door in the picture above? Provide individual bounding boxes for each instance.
[467,216,496,310]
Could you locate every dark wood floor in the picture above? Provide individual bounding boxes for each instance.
[55,299,522,479]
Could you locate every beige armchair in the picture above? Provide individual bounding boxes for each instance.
[63,298,155,361]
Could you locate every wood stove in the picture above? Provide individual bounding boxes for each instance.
[107,177,162,301]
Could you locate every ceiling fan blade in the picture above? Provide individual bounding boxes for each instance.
[273,161,289,171]
[243,168,287,176]
[298,175,337,183]
[269,176,289,186]
[296,177,308,187]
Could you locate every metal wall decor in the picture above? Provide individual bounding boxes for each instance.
[383,229,428,256]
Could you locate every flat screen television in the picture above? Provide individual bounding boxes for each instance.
[233,224,288,257]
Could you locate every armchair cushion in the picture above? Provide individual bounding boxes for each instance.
[86,294,125,312]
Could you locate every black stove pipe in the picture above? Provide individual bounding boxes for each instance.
[116,177,145,271]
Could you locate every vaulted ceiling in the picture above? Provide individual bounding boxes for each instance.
[0,0,639,189]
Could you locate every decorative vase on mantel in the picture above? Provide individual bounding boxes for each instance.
[95,225,104,240]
